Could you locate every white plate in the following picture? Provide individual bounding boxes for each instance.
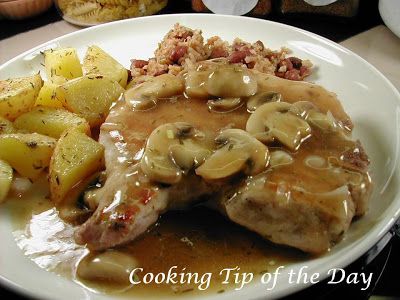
[379,0,400,38]
[1,14,400,300]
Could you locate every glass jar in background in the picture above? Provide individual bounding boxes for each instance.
[54,0,168,26]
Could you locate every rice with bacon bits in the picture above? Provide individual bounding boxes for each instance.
[130,23,312,83]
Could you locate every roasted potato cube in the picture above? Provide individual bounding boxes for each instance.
[44,48,82,84]
[83,45,128,88]
[0,117,16,134]
[0,160,13,203]
[35,81,64,108]
[49,128,104,204]
[0,133,56,180]
[0,74,43,120]
[57,75,124,127]
[14,107,90,138]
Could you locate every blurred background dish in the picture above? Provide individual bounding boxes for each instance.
[191,0,360,18]
[54,0,168,27]
[0,0,53,19]
[379,0,400,38]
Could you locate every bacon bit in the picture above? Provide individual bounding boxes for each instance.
[265,53,275,60]
[210,47,228,59]
[228,50,248,63]
[170,45,188,63]
[288,57,302,69]
[233,42,246,51]
[278,58,294,72]
[246,61,256,69]
[179,31,193,41]
[340,142,370,171]
[275,60,310,81]
[284,69,302,81]
[255,40,265,51]
[131,59,149,69]
[154,69,168,76]
[300,66,310,77]
[138,189,155,205]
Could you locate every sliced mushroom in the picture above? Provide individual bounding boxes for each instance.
[246,91,282,112]
[289,101,317,119]
[83,171,106,211]
[269,150,294,167]
[207,97,243,113]
[77,250,139,284]
[57,172,103,225]
[124,74,184,110]
[307,110,338,131]
[123,91,157,110]
[195,129,269,180]
[170,140,210,171]
[184,70,210,99]
[304,155,327,169]
[246,102,311,151]
[194,59,229,72]
[141,122,210,184]
[206,65,257,98]
[288,101,343,133]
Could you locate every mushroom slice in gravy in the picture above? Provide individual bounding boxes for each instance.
[246,101,311,151]
[124,74,184,110]
[206,65,258,98]
[196,129,269,180]
[207,97,243,113]
[141,122,210,184]
[184,64,258,99]
[246,91,282,112]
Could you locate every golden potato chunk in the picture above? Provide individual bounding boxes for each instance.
[0,160,13,203]
[0,133,56,180]
[49,128,104,205]
[57,75,124,127]
[44,48,82,84]
[83,45,128,88]
[14,107,90,139]
[0,74,43,120]
[35,81,64,108]
[0,117,16,134]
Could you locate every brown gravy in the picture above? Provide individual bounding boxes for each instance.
[6,178,305,297]
[3,67,370,297]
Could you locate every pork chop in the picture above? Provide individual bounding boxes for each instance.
[75,81,248,249]
[75,67,371,254]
